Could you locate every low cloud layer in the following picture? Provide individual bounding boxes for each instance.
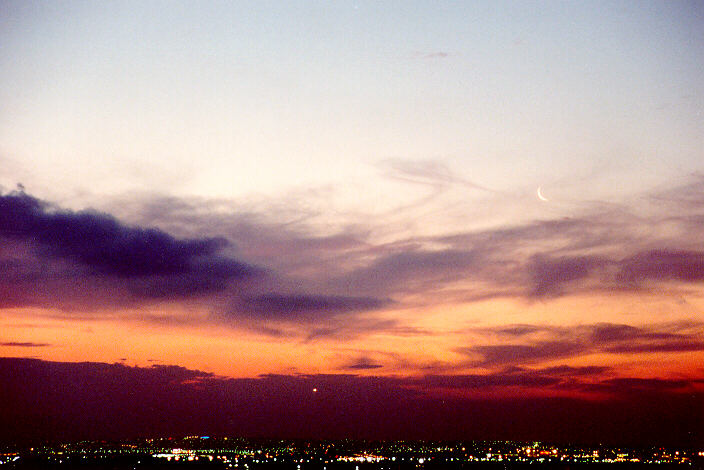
[1,357,701,446]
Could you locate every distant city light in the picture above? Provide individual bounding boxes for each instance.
[6,437,699,468]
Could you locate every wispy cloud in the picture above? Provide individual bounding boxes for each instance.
[380,158,492,192]
[424,52,449,59]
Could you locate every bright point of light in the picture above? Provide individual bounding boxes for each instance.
[312,388,317,392]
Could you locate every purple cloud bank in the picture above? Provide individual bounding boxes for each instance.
[0,190,254,279]
[3,177,704,339]
[0,189,390,333]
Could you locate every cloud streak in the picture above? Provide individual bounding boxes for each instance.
[463,322,704,367]
[233,294,391,321]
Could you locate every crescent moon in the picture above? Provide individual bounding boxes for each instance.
[537,186,549,202]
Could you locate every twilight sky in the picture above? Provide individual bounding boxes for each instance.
[1,1,703,444]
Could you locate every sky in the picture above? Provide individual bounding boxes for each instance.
[1,1,704,445]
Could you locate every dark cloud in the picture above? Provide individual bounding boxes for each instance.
[1,357,701,446]
[343,357,384,370]
[466,322,704,366]
[302,318,402,342]
[525,248,704,299]
[346,363,383,370]
[0,190,259,300]
[493,325,545,337]
[618,249,704,284]
[0,342,50,347]
[529,254,608,297]
[589,322,701,343]
[117,192,370,279]
[592,378,694,394]
[590,323,647,342]
[337,248,481,296]
[0,191,252,277]
[469,365,612,387]
[537,365,612,377]
[233,293,390,321]
[522,248,704,299]
[604,340,704,354]
[214,295,398,342]
[590,322,704,354]
[414,371,561,389]
[462,341,583,367]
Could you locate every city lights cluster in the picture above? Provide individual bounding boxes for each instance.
[1,437,701,468]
